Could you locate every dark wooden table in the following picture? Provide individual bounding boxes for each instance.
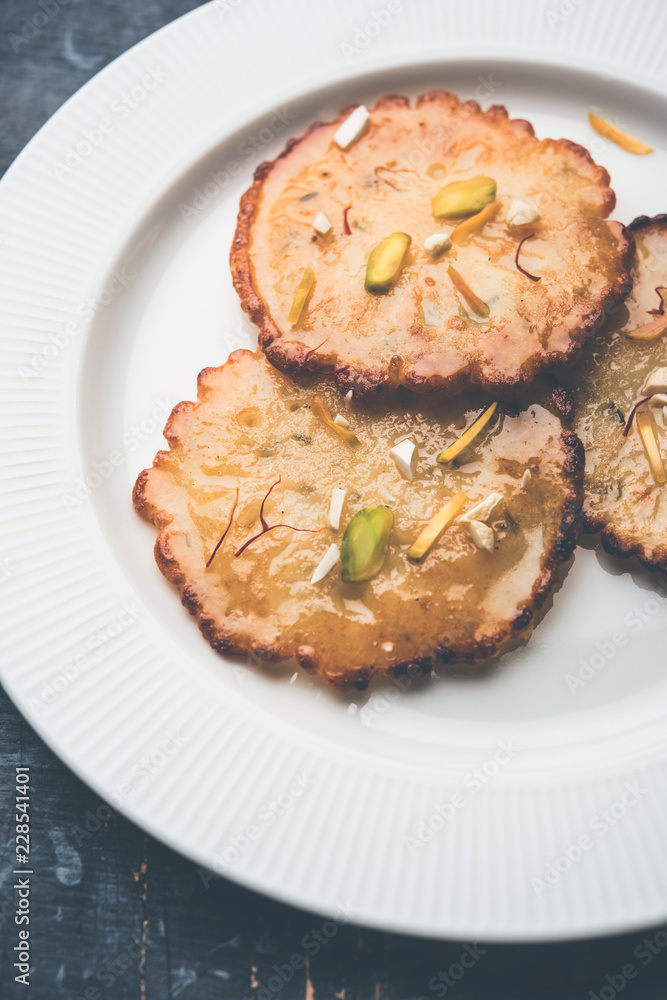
[1,2,667,997]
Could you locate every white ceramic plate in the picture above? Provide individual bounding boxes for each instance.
[2,0,667,941]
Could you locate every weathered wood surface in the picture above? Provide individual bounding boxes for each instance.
[1,1,666,997]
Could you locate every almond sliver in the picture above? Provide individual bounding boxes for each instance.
[588,113,653,155]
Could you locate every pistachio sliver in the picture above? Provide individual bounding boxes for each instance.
[437,402,498,464]
[450,200,500,243]
[341,505,394,582]
[365,232,411,293]
[287,267,315,325]
[407,492,467,561]
[623,315,667,341]
[447,265,489,318]
[311,394,361,447]
[636,411,666,484]
[588,113,653,155]
[431,176,496,219]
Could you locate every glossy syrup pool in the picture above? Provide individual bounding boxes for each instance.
[148,352,574,679]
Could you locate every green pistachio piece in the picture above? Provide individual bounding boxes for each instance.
[341,505,394,582]
[431,176,497,219]
[287,267,315,324]
[364,232,411,294]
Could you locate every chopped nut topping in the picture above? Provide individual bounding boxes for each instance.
[623,315,667,341]
[341,505,394,582]
[450,200,500,242]
[334,105,371,151]
[389,439,417,480]
[466,519,495,552]
[447,264,489,318]
[431,176,496,219]
[311,395,361,447]
[313,211,333,236]
[424,233,452,257]
[437,402,498,463]
[365,232,411,294]
[287,267,315,325]
[327,487,347,531]
[636,411,666,484]
[588,112,653,155]
[407,492,467,561]
[459,491,503,523]
[641,368,667,396]
[311,543,340,584]
[506,199,541,227]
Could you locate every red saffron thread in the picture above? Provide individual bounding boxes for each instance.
[514,233,541,282]
[622,396,655,437]
[373,165,418,189]
[235,522,320,557]
[206,487,239,568]
[235,476,321,556]
[343,206,352,235]
[303,339,351,378]
[374,166,398,189]
[258,475,281,530]
[648,286,667,316]
[304,338,330,374]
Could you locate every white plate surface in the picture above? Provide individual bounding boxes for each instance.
[2,0,667,941]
